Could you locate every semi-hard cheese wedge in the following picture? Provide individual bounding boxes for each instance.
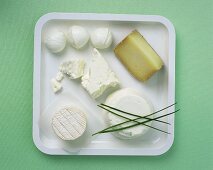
[114,30,163,81]
[52,106,87,140]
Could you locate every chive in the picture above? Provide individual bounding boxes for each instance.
[100,103,171,125]
[93,109,179,135]
[98,105,170,134]
[95,103,176,134]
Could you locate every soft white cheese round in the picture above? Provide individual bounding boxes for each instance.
[67,26,89,49]
[105,88,153,139]
[52,106,87,140]
[44,31,66,53]
[90,28,112,49]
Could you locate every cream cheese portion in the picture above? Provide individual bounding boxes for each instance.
[81,48,119,99]
[105,88,153,139]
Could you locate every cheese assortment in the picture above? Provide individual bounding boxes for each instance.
[34,13,177,156]
[45,28,164,140]
[38,17,172,154]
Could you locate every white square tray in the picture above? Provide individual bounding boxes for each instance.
[33,13,176,155]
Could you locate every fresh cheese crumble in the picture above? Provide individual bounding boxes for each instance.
[81,48,119,99]
[59,59,85,79]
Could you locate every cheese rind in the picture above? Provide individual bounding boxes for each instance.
[114,30,163,81]
[52,106,87,140]
[81,48,119,99]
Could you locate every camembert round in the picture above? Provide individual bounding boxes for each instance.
[52,106,87,140]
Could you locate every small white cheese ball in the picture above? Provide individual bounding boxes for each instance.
[90,28,112,49]
[44,31,66,53]
[67,26,89,49]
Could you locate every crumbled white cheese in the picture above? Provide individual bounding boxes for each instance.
[59,59,85,79]
[55,72,64,82]
[81,48,119,99]
[51,78,62,93]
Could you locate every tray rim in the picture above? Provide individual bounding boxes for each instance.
[33,12,176,156]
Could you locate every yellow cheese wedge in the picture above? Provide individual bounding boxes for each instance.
[114,30,163,81]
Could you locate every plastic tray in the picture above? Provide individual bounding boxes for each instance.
[33,13,176,155]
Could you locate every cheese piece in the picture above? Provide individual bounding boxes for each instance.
[81,48,119,99]
[90,28,112,49]
[114,30,163,81]
[67,26,89,49]
[51,78,62,93]
[52,106,87,140]
[55,72,64,82]
[59,59,85,79]
[44,30,66,53]
[105,88,153,139]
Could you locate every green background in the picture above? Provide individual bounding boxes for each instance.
[0,0,212,169]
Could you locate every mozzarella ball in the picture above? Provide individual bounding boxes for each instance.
[67,26,89,49]
[90,28,112,49]
[44,31,66,53]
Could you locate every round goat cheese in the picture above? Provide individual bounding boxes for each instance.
[90,28,112,49]
[52,106,87,140]
[44,30,66,53]
[105,88,153,139]
[67,26,89,49]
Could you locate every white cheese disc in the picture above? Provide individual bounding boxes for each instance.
[105,88,153,139]
[52,106,87,140]
[81,48,119,99]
